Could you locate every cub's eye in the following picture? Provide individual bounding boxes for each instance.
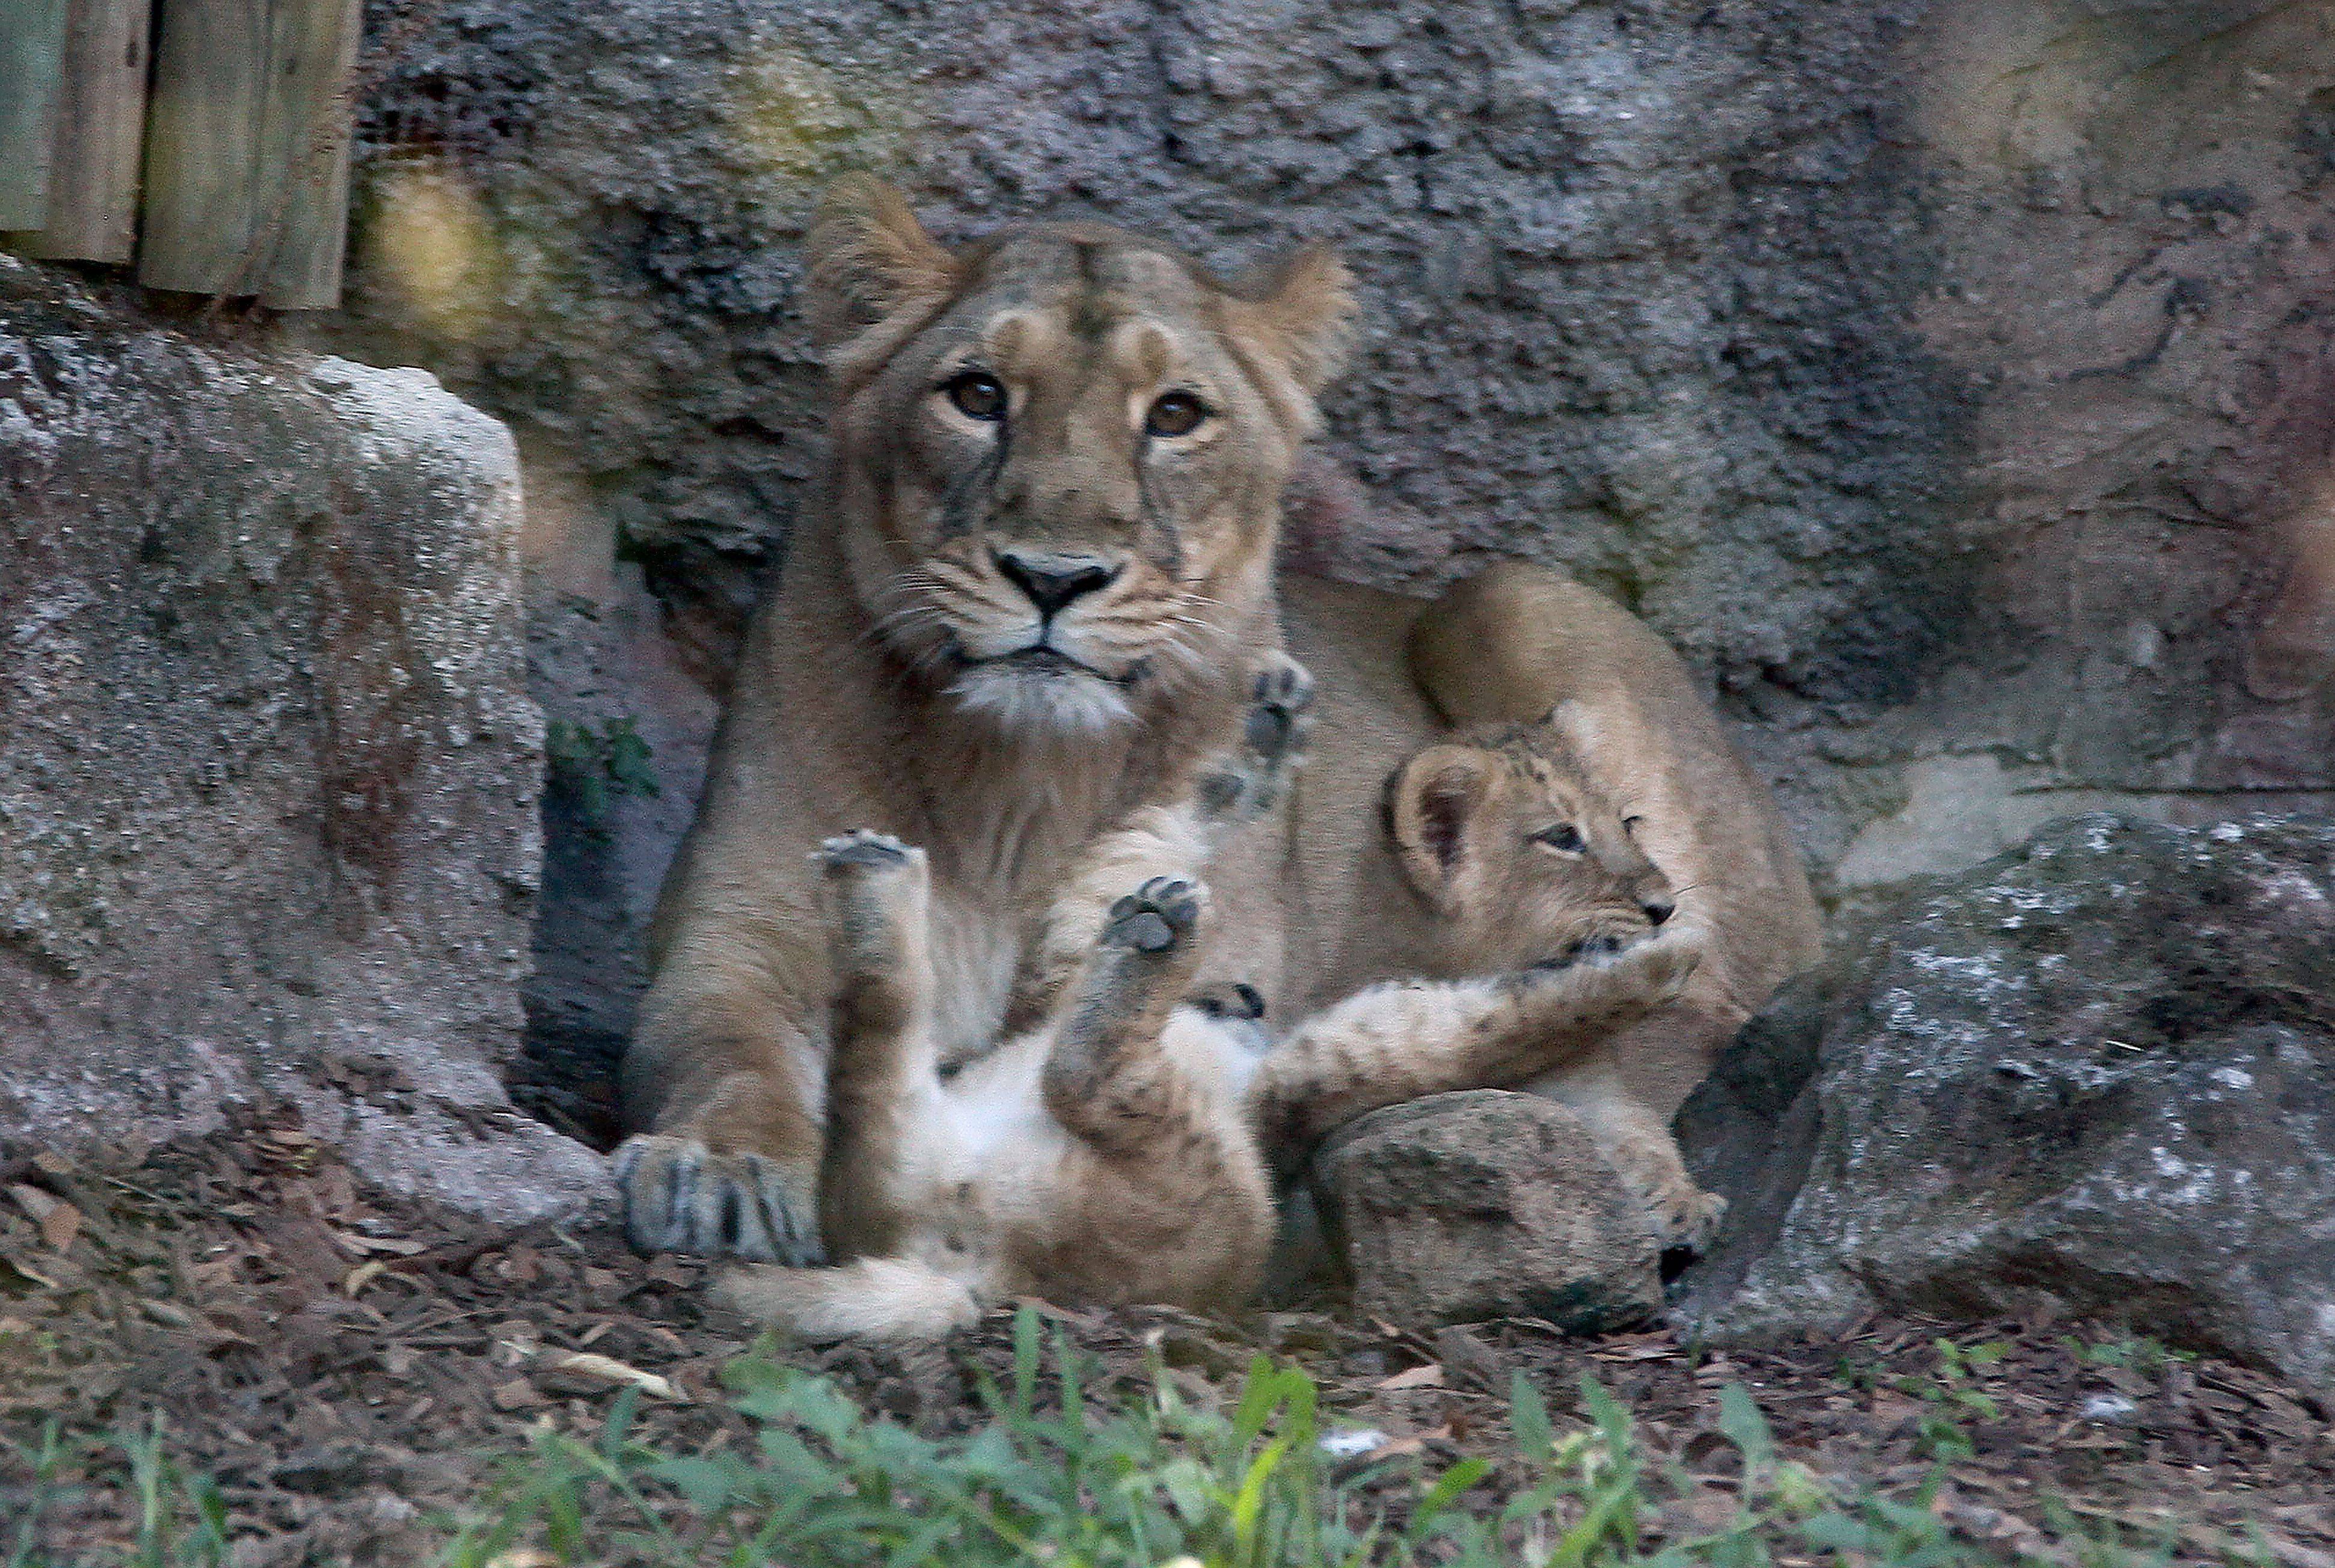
[1145,391,1209,438]
[942,371,1007,421]
[1532,823,1586,853]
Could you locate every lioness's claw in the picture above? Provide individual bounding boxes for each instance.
[614,1134,823,1264]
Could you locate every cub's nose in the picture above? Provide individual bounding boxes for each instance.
[995,550,1120,617]
[1642,897,1676,926]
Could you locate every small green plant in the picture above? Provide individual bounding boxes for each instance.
[2068,1333,2192,1378]
[545,715,659,827]
[1892,1338,2005,1462]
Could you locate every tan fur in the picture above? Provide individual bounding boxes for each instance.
[618,183,1354,1263]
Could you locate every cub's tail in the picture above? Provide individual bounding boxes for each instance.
[713,1257,983,1343]
[1407,560,1653,728]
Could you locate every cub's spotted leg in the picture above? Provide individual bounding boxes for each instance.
[1005,654,1313,1032]
[1247,934,1704,1169]
[809,830,942,1260]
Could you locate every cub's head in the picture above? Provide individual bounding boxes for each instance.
[806,177,1354,732]
[1386,705,1678,972]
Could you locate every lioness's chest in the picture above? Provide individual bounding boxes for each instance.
[923,887,1025,1064]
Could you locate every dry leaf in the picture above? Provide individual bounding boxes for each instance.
[344,1261,388,1296]
[1377,1362,1446,1391]
[543,1352,681,1401]
[38,1201,81,1254]
[331,1230,428,1257]
[143,1300,196,1329]
[483,1552,559,1568]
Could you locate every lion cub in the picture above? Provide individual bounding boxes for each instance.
[716,667,1702,1340]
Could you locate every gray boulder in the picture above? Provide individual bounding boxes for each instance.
[1677,813,2335,1394]
[0,257,608,1225]
[1314,1090,1662,1332]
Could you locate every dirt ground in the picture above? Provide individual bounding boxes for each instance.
[4,1113,2333,1565]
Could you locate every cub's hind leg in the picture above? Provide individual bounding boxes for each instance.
[1247,934,1703,1169]
[813,830,942,1259]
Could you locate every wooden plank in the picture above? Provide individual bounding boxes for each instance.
[0,0,70,230]
[138,0,268,293]
[19,0,154,263]
[254,0,360,307]
[138,0,361,305]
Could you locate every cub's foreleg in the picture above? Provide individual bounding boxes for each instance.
[1006,655,1313,1031]
[812,830,942,1260]
[1246,935,1702,1168]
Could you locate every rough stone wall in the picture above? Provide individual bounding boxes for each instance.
[321,0,2335,1123]
[0,259,606,1222]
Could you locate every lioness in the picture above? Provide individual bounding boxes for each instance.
[714,668,1702,1340]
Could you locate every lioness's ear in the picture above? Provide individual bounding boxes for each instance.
[1227,245,1357,430]
[1387,744,1494,916]
[805,175,964,355]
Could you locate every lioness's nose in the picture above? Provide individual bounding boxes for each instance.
[1642,896,1675,926]
[995,550,1120,616]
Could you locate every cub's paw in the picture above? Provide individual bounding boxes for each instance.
[1588,931,1702,1005]
[613,1134,823,1265]
[1102,875,1207,954]
[1604,1141,1729,1256]
[1243,653,1316,765]
[1199,655,1315,823]
[816,829,926,879]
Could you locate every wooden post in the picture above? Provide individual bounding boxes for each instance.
[139,0,362,307]
[0,0,70,231]
[18,0,155,263]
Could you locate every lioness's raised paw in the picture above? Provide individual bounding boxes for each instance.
[613,1133,823,1265]
[1102,875,1206,954]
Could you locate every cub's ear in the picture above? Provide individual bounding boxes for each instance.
[805,176,964,356]
[1387,744,1496,917]
[1226,245,1357,431]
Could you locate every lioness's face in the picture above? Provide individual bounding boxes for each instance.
[808,182,1352,732]
[1388,728,1678,972]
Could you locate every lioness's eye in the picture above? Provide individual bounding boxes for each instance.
[942,371,1007,421]
[1532,823,1586,853]
[1145,391,1209,438]
[1622,815,1645,836]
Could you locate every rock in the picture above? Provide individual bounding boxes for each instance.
[0,257,609,1226]
[1677,813,2335,1394]
[1313,1091,1661,1332]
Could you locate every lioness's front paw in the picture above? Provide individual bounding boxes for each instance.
[613,1134,823,1264]
[1102,876,1207,954]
